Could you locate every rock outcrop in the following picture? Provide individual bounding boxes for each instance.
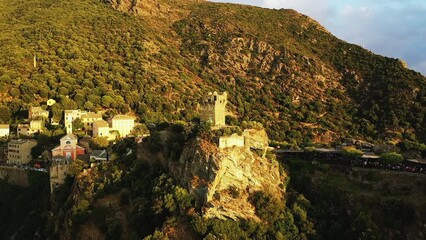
[168,129,285,220]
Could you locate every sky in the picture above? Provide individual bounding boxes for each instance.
[210,0,426,75]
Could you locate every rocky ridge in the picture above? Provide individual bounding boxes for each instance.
[139,127,286,220]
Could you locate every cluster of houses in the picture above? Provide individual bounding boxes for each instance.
[0,102,136,167]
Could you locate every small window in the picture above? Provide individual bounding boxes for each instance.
[66,141,71,144]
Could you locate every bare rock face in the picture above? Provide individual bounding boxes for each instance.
[169,129,286,220]
[109,0,203,19]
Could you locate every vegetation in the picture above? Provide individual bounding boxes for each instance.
[286,158,426,240]
[379,152,404,164]
[0,172,49,239]
[0,0,424,147]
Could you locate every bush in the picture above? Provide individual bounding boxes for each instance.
[379,152,403,164]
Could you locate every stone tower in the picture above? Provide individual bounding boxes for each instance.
[200,91,227,126]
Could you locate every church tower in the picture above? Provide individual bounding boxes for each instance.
[200,91,228,126]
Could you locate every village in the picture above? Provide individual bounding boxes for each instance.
[0,91,425,193]
[0,91,255,191]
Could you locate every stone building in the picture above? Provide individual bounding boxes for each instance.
[200,91,228,126]
[218,133,245,149]
[50,157,70,193]
[81,112,103,131]
[7,139,37,165]
[29,106,49,120]
[17,120,43,136]
[51,133,85,160]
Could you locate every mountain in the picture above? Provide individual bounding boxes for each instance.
[0,0,425,146]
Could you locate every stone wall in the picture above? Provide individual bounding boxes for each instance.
[50,163,69,193]
[0,166,30,186]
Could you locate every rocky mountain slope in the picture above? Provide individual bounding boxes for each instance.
[138,126,285,220]
[0,0,425,146]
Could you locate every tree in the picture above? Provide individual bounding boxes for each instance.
[90,137,109,149]
[69,159,86,175]
[72,118,84,131]
[379,152,403,164]
[0,105,11,123]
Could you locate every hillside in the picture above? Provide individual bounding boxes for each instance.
[0,0,425,146]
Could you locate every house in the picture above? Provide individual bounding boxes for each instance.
[81,112,103,131]
[90,150,108,162]
[109,115,135,137]
[93,120,110,138]
[64,109,87,134]
[200,91,227,126]
[29,106,49,119]
[17,124,31,136]
[51,133,85,160]
[0,124,9,137]
[17,120,43,136]
[7,139,37,165]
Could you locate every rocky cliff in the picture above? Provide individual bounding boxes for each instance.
[139,127,286,220]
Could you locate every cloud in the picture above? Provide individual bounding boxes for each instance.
[209,0,426,75]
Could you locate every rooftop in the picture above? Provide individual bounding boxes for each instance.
[60,133,78,140]
[94,120,109,128]
[91,150,108,160]
[112,115,135,120]
[9,139,37,144]
[18,124,30,129]
[0,124,9,129]
[31,106,46,112]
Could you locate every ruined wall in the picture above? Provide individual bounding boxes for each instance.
[50,163,69,193]
[0,166,30,186]
[218,134,245,149]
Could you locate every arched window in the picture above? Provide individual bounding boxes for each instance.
[66,141,71,144]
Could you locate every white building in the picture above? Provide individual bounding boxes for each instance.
[0,124,9,138]
[93,120,110,138]
[64,109,87,134]
[109,115,135,137]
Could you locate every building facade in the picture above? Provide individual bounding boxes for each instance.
[64,110,87,134]
[51,134,85,160]
[109,115,135,137]
[7,139,37,165]
[200,91,228,126]
[81,112,102,131]
[93,120,110,137]
[0,124,9,137]
[29,106,49,119]
[17,120,43,136]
